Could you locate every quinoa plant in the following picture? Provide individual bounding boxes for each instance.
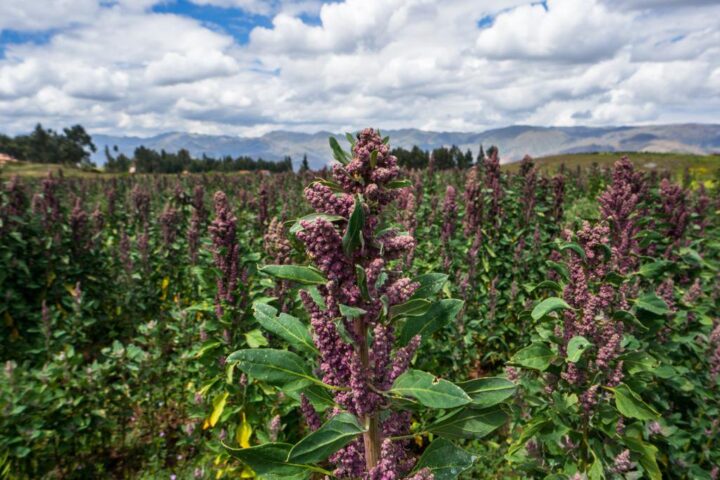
[224,130,512,479]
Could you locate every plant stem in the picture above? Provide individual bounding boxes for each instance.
[354,316,381,471]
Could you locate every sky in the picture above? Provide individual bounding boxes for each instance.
[0,0,719,138]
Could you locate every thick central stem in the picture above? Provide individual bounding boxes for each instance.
[354,317,381,471]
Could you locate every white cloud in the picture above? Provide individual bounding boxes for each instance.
[0,0,718,138]
[475,0,630,62]
[0,0,100,32]
[146,50,239,85]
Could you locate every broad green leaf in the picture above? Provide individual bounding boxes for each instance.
[624,436,661,480]
[619,352,658,375]
[560,242,586,259]
[566,336,591,363]
[287,413,365,464]
[457,377,516,408]
[390,299,431,318]
[253,303,316,354]
[329,137,349,165]
[391,369,471,408]
[227,349,321,388]
[410,273,449,300]
[508,416,551,454]
[427,406,507,439]
[546,260,569,282]
[224,442,318,479]
[244,329,269,348]
[531,297,572,321]
[339,304,367,319]
[399,299,463,345]
[588,447,605,480]
[511,343,554,371]
[413,438,474,480]
[610,383,659,420]
[342,196,365,256]
[530,280,562,293]
[613,310,648,332]
[638,260,672,279]
[260,265,326,285]
[634,293,670,316]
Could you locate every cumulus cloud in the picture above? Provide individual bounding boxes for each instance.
[475,0,631,62]
[0,0,718,137]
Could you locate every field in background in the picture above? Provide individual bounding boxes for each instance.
[509,151,719,183]
[3,151,720,182]
[0,161,102,179]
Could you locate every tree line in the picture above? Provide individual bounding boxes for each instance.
[0,123,489,173]
[0,124,96,166]
[392,144,487,170]
[104,146,294,174]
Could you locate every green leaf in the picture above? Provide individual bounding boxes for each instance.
[588,447,605,480]
[624,436,661,480]
[282,384,335,413]
[560,242,586,259]
[224,442,316,479]
[620,352,658,375]
[457,377,516,408]
[289,214,344,235]
[634,293,670,316]
[329,137,349,165]
[508,416,551,454]
[345,132,355,145]
[511,343,554,371]
[389,299,431,318]
[638,260,672,279]
[260,265,326,285]
[566,336,591,363]
[613,310,648,332]
[386,179,413,189]
[530,280,562,293]
[370,150,378,168]
[253,303,316,354]
[339,304,367,319]
[546,260,569,282]
[413,438,474,480]
[227,349,322,388]
[342,196,365,256]
[391,369,471,408]
[610,383,659,420]
[244,329,269,348]
[356,265,370,301]
[427,406,507,439]
[287,413,365,464]
[399,299,463,345]
[531,297,572,321]
[410,273,449,300]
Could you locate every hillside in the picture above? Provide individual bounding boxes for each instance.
[506,151,719,182]
[92,124,720,169]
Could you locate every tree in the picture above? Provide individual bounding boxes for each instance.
[299,154,310,173]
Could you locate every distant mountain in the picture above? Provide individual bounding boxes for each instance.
[92,124,720,170]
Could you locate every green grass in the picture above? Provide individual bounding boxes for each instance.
[505,151,720,183]
[0,161,106,179]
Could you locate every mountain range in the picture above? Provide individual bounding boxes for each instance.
[92,124,720,169]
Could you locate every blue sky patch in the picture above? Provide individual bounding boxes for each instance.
[152,0,273,44]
